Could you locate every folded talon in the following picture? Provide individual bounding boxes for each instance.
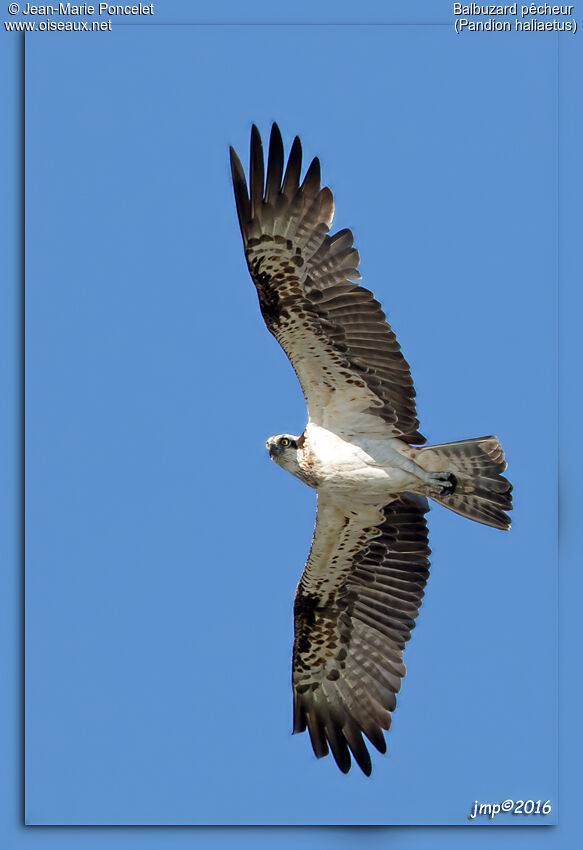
[425,471,457,497]
[440,473,457,496]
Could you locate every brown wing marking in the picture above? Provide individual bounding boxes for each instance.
[230,123,425,444]
[292,493,431,775]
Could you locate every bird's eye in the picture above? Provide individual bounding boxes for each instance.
[281,438,290,447]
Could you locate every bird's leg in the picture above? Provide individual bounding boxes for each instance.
[395,451,457,497]
[421,471,457,497]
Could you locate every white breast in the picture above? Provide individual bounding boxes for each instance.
[305,422,419,499]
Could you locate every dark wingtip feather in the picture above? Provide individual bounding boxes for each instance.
[229,145,250,242]
[359,758,372,777]
[292,690,307,734]
[249,124,265,220]
[265,123,284,203]
[282,135,302,199]
[306,709,329,759]
[326,722,352,774]
[344,723,373,776]
[302,156,321,199]
[363,725,388,755]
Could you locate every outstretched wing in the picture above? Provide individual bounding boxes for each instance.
[230,124,425,444]
[292,493,430,775]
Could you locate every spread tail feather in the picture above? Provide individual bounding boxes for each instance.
[416,436,512,530]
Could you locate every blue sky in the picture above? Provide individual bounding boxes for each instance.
[0,2,579,844]
[22,21,560,827]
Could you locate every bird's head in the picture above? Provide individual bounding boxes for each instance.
[266,434,301,474]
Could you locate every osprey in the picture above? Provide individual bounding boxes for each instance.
[230,124,512,776]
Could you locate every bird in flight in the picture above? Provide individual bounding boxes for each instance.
[229,124,512,776]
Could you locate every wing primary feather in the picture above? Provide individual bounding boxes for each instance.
[343,719,372,777]
[301,156,321,200]
[281,135,302,199]
[362,723,388,755]
[323,716,351,774]
[249,124,265,221]
[229,147,250,243]
[265,123,284,203]
[305,705,329,759]
[292,687,307,733]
